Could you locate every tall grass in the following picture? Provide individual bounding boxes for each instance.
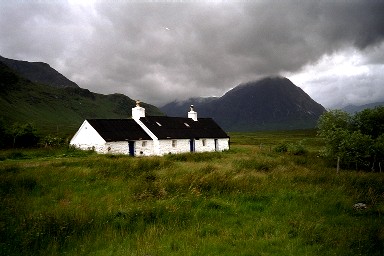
[0,131,383,255]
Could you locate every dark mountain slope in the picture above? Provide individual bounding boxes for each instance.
[210,77,326,130]
[0,55,79,88]
[161,97,218,117]
[161,77,326,131]
[0,60,162,136]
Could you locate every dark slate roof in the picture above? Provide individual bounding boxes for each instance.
[139,116,229,139]
[87,119,151,142]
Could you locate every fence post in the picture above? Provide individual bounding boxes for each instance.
[337,157,340,174]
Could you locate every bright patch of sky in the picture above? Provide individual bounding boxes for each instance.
[286,43,384,108]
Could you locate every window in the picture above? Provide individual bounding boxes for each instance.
[202,139,206,146]
[172,140,177,147]
[142,141,147,147]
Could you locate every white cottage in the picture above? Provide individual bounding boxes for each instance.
[70,102,230,156]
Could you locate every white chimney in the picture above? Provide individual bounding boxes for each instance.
[188,105,198,121]
[132,100,145,120]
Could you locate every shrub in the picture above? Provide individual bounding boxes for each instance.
[273,143,288,153]
[289,143,308,155]
[40,134,66,147]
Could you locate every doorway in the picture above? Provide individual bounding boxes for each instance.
[189,139,195,152]
[128,141,135,156]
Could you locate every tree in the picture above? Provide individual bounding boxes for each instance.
[338,131,373,170]
[318,107,384,171]
[0,118,11,148]
[353,106,384,139]
[317,110,352,158]
[317,109,352,137]
[11,123,40,148]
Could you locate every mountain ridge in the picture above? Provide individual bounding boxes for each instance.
[1,56,327,133]
[0,57,163,136]
[161,77,326,131]
[342,102,384,114]
[0,55,79,88]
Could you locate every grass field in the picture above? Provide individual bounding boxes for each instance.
[1,130,383,255]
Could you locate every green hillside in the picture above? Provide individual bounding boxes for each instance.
[0,62,163,137]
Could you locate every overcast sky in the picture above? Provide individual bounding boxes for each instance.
[1,0,384,108]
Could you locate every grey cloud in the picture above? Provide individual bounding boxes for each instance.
[306,72,384,108]
[1,1,384,107]
[0,1,75,62]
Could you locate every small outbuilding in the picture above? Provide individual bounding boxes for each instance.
[70,102,230,156]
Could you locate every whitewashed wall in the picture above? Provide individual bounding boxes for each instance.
[134,140,154,156]
[156,138,230,155]
[104,141,129,155]
[194,139,215,152]
[158,139,190,155]
[216,138,230,151]
[193,138,229,152]
[70,121,106,152]
[103,140,154,156]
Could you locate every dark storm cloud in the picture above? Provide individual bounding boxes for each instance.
[0,1,77,61]
[1,1,384,107]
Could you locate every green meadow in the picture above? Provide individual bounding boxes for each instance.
[1,130,383,255]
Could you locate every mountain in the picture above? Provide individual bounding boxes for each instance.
[161,97,218,117]
[161,77,326,131]
[0,57,163,136]
[0,56,325,134]
[342,102,384,114]
[0,55,79,88]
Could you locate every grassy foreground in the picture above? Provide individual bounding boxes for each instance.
[0,130,383,255]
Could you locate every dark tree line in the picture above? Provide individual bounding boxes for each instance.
[0,120,66,148]
[0,120,40,148]
[317,106,384,171]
